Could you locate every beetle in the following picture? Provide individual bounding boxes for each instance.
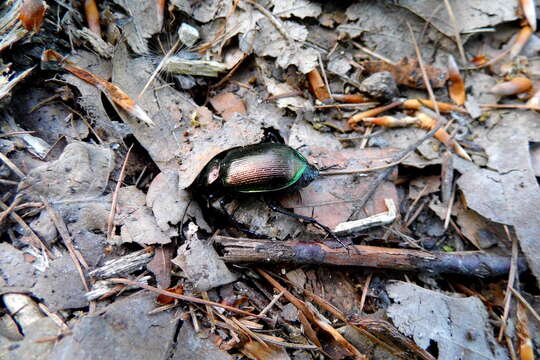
[191,143,319,196]
[188,142,345,246]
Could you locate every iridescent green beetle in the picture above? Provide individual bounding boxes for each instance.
[189,143,344,245]
[193,143,319,195]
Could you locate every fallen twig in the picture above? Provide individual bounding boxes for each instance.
[107,145,132,241]
[216,237,526,278]
[498,226,519,341]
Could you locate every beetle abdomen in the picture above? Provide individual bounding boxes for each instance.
[221,144,307,193]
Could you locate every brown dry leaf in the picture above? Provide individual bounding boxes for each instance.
[408,176,440,199]
[362,58,448,89]
[155,284,184,305]
[454,202,506,249]
[447,55,466,106]
[240,340,291,360]
[19,142,114,202]
[42,49,154,126]
[209,93,247,121]
[147,245,174,289]
[19,0,47,33]
[110,0,161,54]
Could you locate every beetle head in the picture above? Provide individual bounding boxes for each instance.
[296,163,319,188]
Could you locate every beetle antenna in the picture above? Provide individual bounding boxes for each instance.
[180,199,193,241]
[319,158,405,176]
[318,164,339,172]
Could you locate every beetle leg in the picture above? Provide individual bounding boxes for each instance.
[318,163,340,172]
[265,198,351,250]
[218,197,267,239]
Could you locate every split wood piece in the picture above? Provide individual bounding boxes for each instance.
[215,237,527,278]
[89,248,154,279]
[86,276,152,301]
[41,49,154,126]
[164,57,227,77]
[333,199,396,236]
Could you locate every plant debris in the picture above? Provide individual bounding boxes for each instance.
[1,0,539,359]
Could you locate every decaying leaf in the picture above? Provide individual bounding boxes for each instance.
[115,186,172,246]
[42,49,155,126]
[362,58,448,89]
[456,111,540,286]
[387,281,507,360]
[396,0,518,37]
[19,142,114,202]
[172,223,238,291]
[252,17,318,74]
[272,0,321,19]
[209,92,247,121]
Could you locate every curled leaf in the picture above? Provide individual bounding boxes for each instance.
[448,55,466,106]
[490,77,532,96]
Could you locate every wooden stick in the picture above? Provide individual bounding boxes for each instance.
[107,145,132,240]
[215,237,526,278]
